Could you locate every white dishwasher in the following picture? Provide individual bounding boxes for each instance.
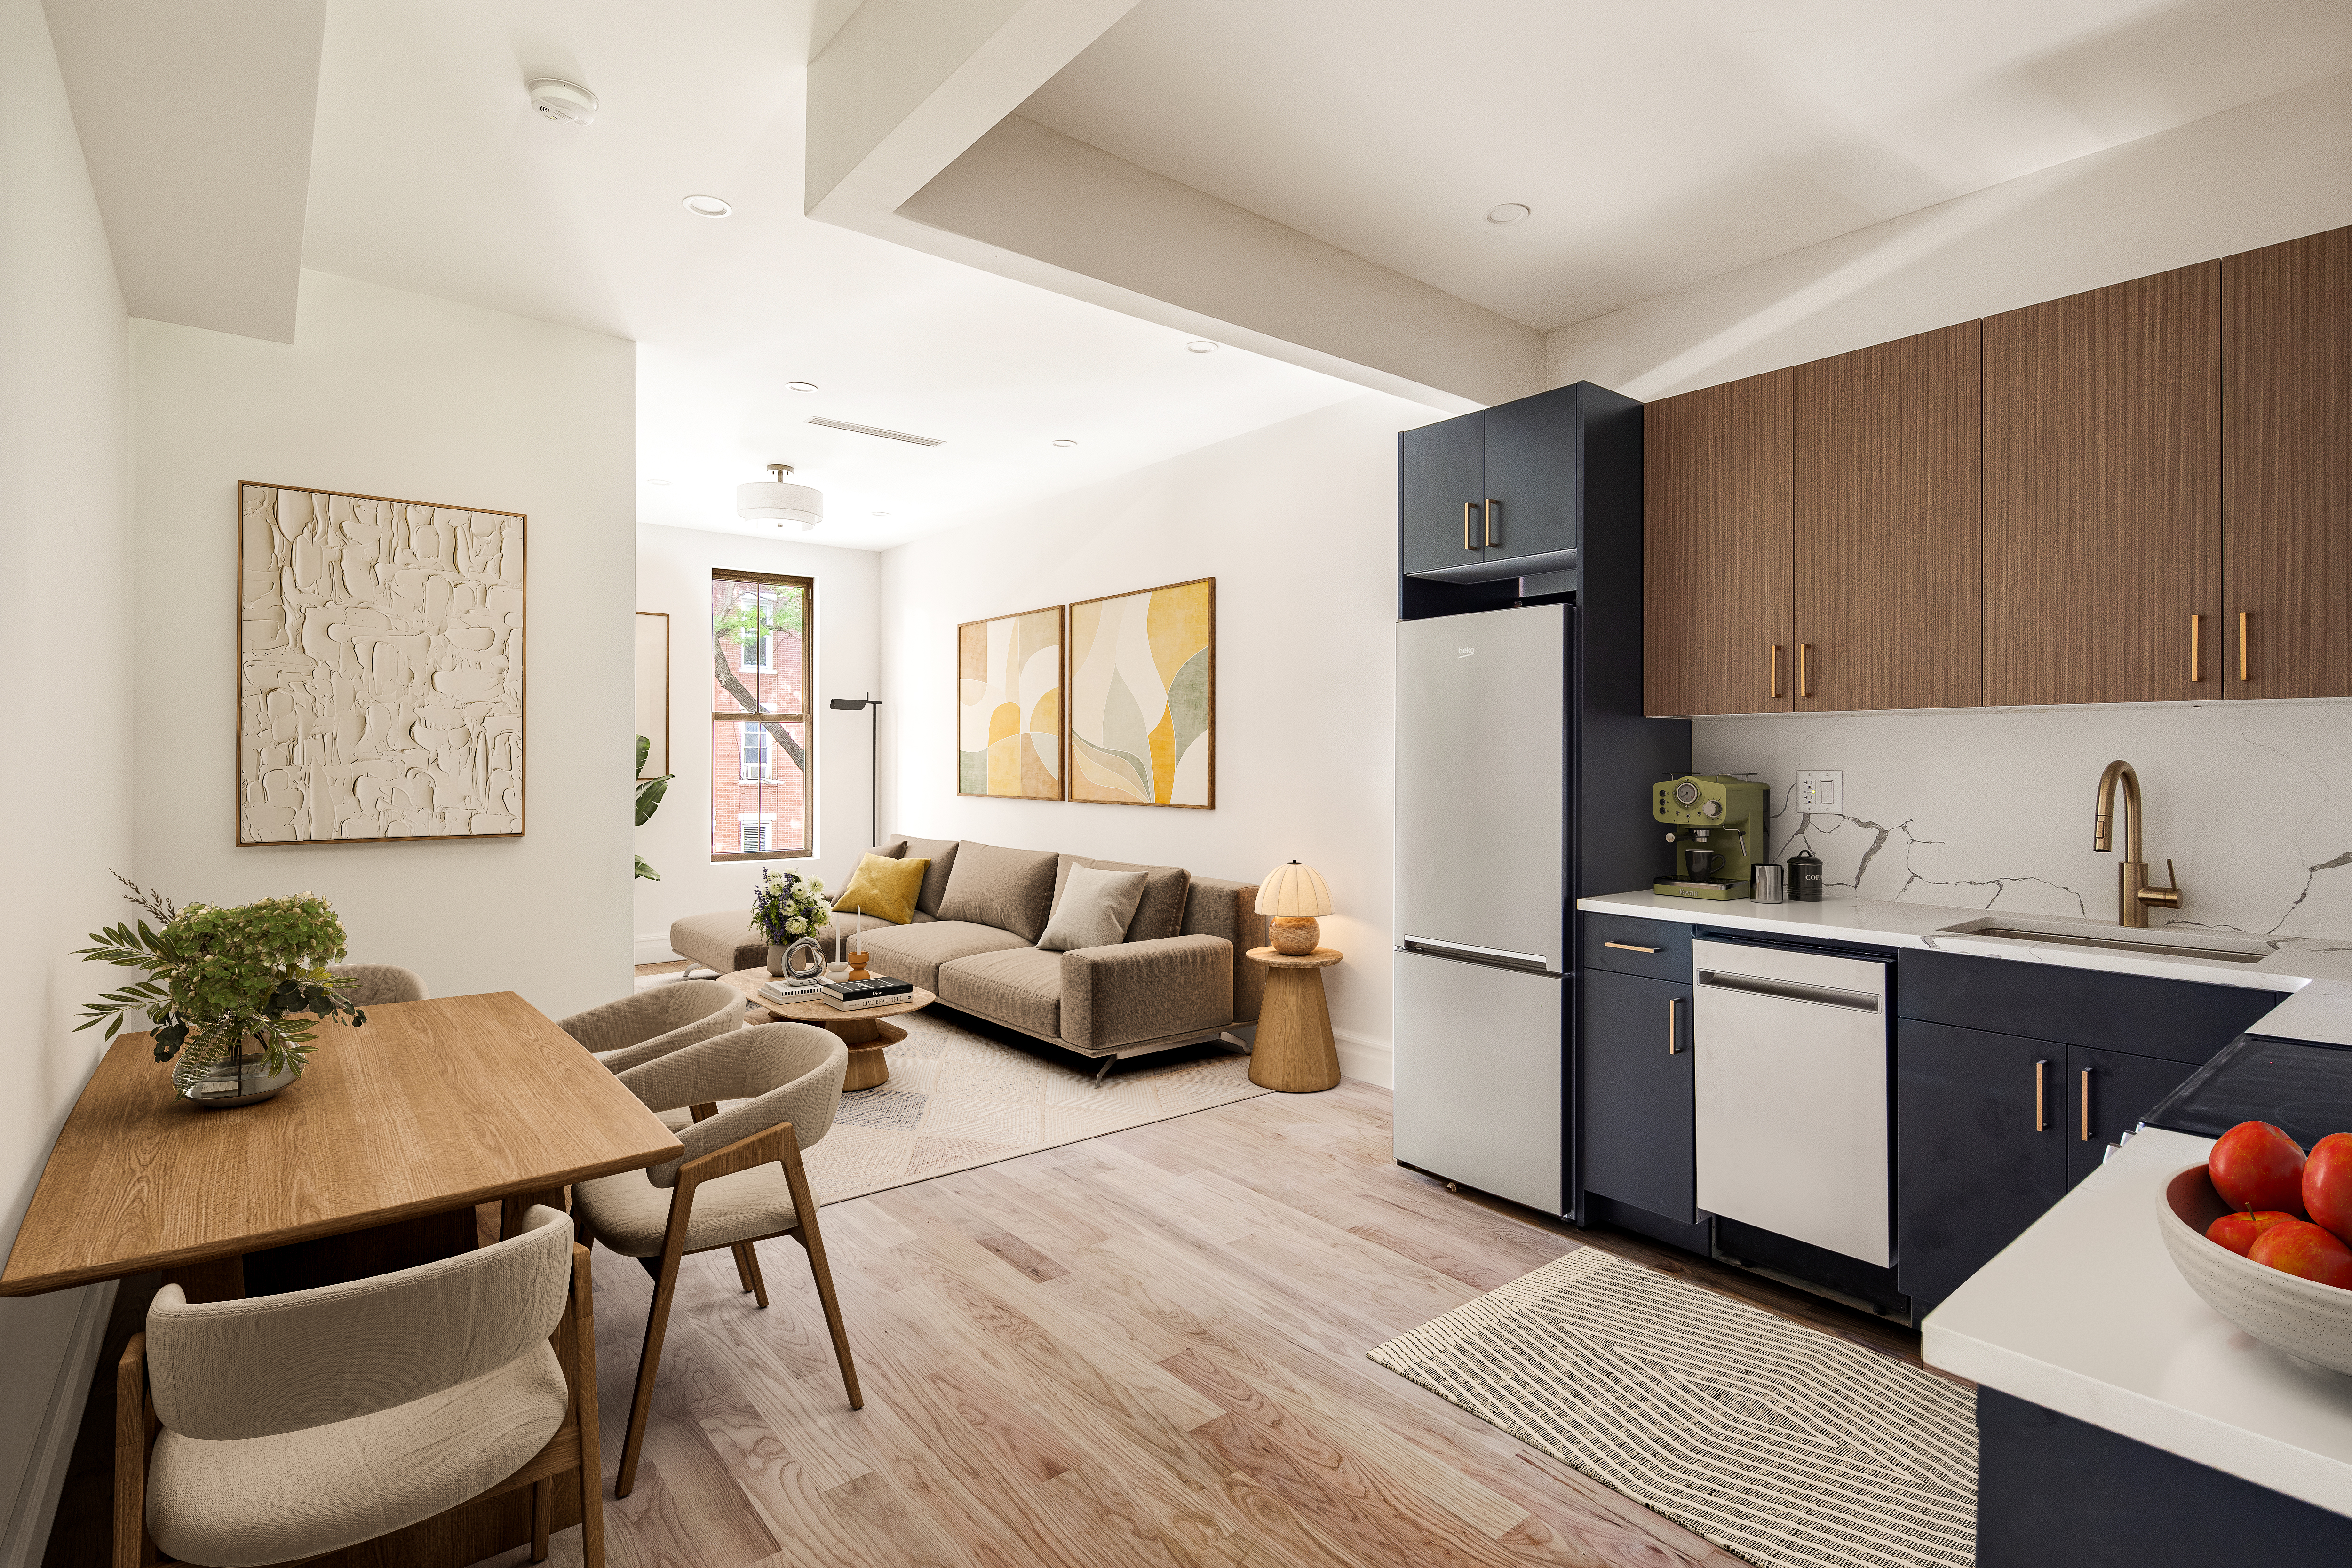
[1691,937,1891,1266]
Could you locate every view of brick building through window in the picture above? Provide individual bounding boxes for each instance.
[710,570,811,858]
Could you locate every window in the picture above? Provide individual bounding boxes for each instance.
[711,569,812,860]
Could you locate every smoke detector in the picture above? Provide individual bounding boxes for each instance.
[736,464,823,530]
[527,78,599,126]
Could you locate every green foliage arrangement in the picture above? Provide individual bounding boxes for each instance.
[76,874,365,1092]
[751,867,831,946]
[635,734,673,881]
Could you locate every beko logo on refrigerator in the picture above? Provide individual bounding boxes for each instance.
[1457,646,1475,658]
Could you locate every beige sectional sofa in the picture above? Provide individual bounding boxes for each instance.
[670,835,1265,1075]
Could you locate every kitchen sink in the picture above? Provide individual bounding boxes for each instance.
[1935,917,2272,964]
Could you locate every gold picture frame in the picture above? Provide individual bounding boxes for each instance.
[1065,576,1214,809]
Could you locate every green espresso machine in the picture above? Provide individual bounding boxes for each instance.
[1652,774,1768,900]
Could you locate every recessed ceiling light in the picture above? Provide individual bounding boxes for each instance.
[1486,202,1532,225]
[646,478,670,486]
[871,510,891,517]
[1052,438,1079,448]
[682,194,732,218]
[1186,340,1219,354]
[786,380,818,393]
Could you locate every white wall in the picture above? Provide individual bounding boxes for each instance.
[132,271,638,1020]
[633,524,881,959]
[0,1,131,1559]
[878,393,1430,1083]
[1548,71,2352,400]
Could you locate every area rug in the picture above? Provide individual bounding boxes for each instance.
[1367,1249,1976,1568]
[792,1005,1265,1206]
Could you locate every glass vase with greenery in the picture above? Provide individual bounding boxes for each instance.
[77,875,367,1094]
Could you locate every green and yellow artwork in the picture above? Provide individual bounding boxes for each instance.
[1067,577,1214,809]
[957,605,1064,799]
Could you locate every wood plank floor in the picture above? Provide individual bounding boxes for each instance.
[479,1079,1924,1568]
[47,1078,1935,1568]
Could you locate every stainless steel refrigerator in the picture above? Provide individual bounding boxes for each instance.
[1392,600,1688,1218]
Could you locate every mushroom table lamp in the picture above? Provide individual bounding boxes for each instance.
[1255,860,1333,956]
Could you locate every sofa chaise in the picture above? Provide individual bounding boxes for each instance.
[669,835,1264,1076]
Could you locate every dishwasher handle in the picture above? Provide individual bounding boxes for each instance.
[1695,968,1883,1014]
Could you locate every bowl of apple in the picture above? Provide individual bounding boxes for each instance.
[2159,1123,2352,1376]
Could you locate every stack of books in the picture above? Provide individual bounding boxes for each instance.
[822,975,913,1011]
[758,976,824,1006]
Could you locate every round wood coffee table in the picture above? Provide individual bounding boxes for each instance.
[1244,947,1342,1093]
[718,968,934,1091]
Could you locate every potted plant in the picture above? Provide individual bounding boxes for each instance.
[751,867,831,975]
[76,875,367,1106]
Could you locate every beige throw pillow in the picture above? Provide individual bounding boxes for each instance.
[1035,865,1149,953]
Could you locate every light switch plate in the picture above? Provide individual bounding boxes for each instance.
[1796,770,1843,813]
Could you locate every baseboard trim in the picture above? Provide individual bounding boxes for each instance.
[634,934,682,964]
[0,1279,117,1568]
[1334,1029,1392,1089]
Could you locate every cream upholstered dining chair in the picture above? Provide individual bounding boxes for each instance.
[115,1206,603,1568]
[326,963,429,1005]
[556,978,744,1073]
[571,1023,861,1496]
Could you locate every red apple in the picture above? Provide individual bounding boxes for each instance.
[2209,1121,2306,1215]
[2207,1210,2302,1257]
[2250,1220,2352,1289]
[2303,1133,2352,1244]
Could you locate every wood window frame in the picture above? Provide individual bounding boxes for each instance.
[710,568,814,862]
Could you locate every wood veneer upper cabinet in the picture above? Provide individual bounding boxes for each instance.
[1793,323,1983,712]
[2223,226,2352,700]
[1983,262,2223,707]
[1643,370,1793,716]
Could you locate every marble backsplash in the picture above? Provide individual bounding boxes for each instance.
[1692,700,2352,941]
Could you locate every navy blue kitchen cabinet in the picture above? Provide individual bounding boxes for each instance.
[1580,965,1698,1224]
[1896,950,2277,1312]
[1398,383,1628,582]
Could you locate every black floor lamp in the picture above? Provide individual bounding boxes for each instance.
[826,693,882,848]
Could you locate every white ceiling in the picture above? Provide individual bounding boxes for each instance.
[1017,0,2352,332]
[298,0,1365,549]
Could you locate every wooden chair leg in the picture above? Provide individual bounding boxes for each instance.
[736,1241,770,1308]
[779,1158,861,1410]
[728,1241,755,1296]
[531,1478,551,1561]
[114,1335,149,1568]
[616,1220,691,1498]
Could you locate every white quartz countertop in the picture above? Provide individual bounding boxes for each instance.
[1575,890,2352,1046]
[1925,1128,2352,1517]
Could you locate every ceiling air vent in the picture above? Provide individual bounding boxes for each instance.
[807,416,944,447]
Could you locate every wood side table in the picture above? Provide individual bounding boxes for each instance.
[1245,947,1343,1093]
[719,967,933,1090]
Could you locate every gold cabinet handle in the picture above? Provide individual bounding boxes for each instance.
[1769,644,1783,699]
[2080,1067,2093,1142]
[1483,498,1500,549]
[1668,997,1681,1055]
[2191,614,2203,683]
[1462,501,1475,551]
[1798,643,1812,699]
[1605,941,1661,954]
[2240,611,2250,681]
[2034,1059,2048,1132]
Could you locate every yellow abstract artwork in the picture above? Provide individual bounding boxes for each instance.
[957,605,1064,799]
[1067,578,1214,809]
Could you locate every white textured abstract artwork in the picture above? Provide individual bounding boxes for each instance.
[238,483,526,844]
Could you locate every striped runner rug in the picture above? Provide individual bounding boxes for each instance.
[1368,1249,1976,1568]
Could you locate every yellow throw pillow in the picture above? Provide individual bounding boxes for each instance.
[834,854,929,926]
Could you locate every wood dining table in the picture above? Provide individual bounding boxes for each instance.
[0,991,683,1302]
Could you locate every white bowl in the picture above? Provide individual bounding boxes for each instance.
[2157,1163,2352,1376]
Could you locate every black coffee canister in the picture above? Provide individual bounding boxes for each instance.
[1788,849,1824,902]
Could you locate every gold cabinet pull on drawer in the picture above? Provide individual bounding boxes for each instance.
[2081,1067,2093,1141]
[2191,614,2204,683]
[1604,941,1661,955]
[2240,611,2250,681]
[2034,1059,2048,1132]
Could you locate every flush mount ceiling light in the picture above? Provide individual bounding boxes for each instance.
[645,478,671,486]
[1186,340,1219,354]
[871,510,891,517]
[527,78,598,126]
[736,463,823,530]
[682,194,732,218]
[1051,438,1079,448]
[786,380,818,392]
[1486,202,1532,225]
